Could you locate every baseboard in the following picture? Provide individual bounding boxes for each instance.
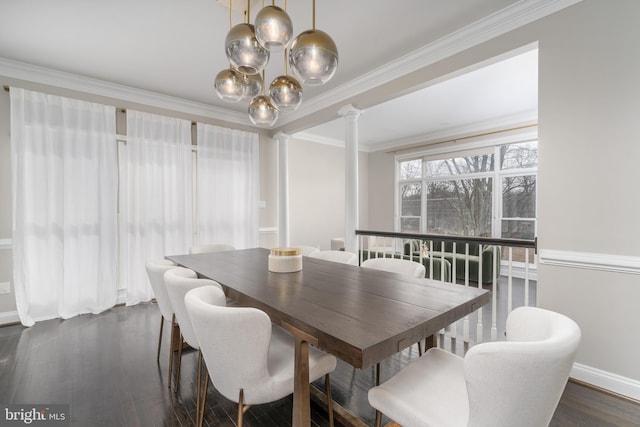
[0,310,20,326]
[571,362,640,402]
[116,288,127,305]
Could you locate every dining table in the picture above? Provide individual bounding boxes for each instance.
[167,247,491,427]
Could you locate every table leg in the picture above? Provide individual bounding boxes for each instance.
[293,336,311,427]
[282,322,318,427]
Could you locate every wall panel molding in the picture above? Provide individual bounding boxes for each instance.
[539,249,640,275]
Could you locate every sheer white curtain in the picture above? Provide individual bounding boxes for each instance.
[120,110,193,305]
[196,123,259,249]
[11,88,118,327]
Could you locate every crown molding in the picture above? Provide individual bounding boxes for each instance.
[294,111,538,154]
[276,0,582,128]
[291,132,345,149]
[371,110,538,153]
[0,57,248,125]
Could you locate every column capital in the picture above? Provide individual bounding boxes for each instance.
[338,104,363,118]
[274,131,291,142]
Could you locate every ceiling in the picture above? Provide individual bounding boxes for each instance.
[0,0,557,151]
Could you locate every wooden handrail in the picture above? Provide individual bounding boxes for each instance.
[355,229,537,252]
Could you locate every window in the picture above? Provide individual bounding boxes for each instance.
[397,140,537,241]
[499,141,537,240]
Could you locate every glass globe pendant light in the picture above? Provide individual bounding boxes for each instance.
[214,1,244,101]
[288,0,338,85]
[241,71,263,99]
[269,49,302,111]
[254,2,293,52]
[225,1,269,75]
[249,71,279,127]
[214,68,245,101]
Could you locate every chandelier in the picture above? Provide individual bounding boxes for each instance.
[214,0,338,128]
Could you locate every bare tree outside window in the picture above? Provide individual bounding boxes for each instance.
[399,158,422,180]
[398,141,537,245]
[426,154,494,237]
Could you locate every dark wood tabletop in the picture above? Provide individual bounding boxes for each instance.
[167,247,491,370]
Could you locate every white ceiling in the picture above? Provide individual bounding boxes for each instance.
[297,48,538,151]
[0,0,555,151]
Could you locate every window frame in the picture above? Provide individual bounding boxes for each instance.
[395,129,538,242]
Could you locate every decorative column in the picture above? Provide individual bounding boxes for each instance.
[275,132,291,248]
[338,105,363,254]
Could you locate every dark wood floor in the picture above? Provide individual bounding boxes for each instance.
[1,301,639,426]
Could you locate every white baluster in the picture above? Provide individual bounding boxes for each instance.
[525,248,530,306]
[439,240,445,335]
[449,242,457,339]
[463,243,470,343]
[428,241,434,280]
[477,246,484,343]
[508,247,513,314]
[490,246,498,341]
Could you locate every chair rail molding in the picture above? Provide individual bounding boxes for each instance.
[539,249,640,275]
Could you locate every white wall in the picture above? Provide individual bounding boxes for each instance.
[367,151,395,231]
[363,0,640,398]
[534,0,640,387]
[288,137,368,250]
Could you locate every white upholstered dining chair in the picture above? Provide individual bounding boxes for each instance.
[294,245,320,256]
[145,259,178,387]
[368,306,581,427]
[361,257,425,278]
[189,243,235,254]
[165,267,223,426]
[308,250,358,266]
[361,257,426,383]
[185,285,338,427]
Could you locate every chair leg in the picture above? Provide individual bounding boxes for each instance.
[237,389,245,427]
[198,371,209,427]
[376,362,381,386]
[168,315,176,389]
[374,410,382,427]
[195,350,202,426]
[157,315,164,364]
[174,334,184,393]
[418,339,423,356]
[325,374,334,427]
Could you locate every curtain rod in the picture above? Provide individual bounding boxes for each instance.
[388,123,538,154]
